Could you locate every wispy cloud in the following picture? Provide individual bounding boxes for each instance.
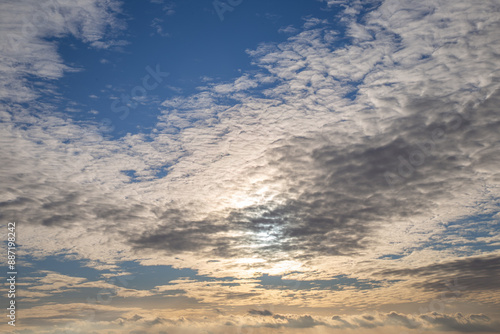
[0,0,125,102]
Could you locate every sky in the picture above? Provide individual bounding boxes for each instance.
[0,0,500,333]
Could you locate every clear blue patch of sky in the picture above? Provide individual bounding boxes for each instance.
[17,254,107,282]
[115,260,237,290]
[17,255,245,292]
[121,170,143,183]
[422,210,500,255]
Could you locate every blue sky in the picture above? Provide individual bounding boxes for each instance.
[1,0,500,333]
[56,0,343,138]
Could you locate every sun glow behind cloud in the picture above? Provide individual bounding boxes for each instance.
[226,184,275,209]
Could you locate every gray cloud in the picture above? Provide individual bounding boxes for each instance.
[127,88,500,260]
[379,255,500,292]
[251,312,500,332]
[420,312,500,333]
[248,309,273,316]
[286,315,326,328]
[386,311,421,329]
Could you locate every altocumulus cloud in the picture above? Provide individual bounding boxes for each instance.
[0,0,499,277]
[0,0,126,102]
[126,0,500,267]
[1,0,500,332]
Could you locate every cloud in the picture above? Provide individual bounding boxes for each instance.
[128,87,500,261]
[151,17,170,37]
[420,312,500,333]
[0,0,125,102]
[386,311,421,329]
[286,314,326,328]
[278,25,298,34]
[0,0,499,311]
[123,0,500,269]
[242,312,500,332]
[378,255,500,292]
[248,309,273,316]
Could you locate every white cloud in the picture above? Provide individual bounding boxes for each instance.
[278,25,298,34]
[0,0,125,102]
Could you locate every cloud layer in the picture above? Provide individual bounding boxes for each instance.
[1,0,500,332]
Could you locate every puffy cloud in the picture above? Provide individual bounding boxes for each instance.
[241,312,500,332]
[419,312,500,333]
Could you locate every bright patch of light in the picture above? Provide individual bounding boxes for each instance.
[235,258,266,265]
